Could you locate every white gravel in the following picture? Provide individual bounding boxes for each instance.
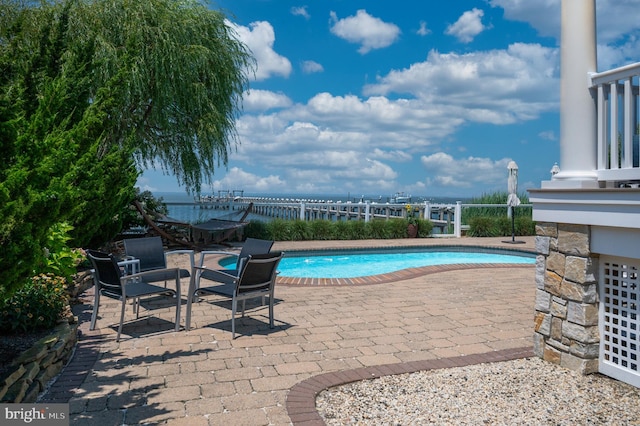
[316,357,640,425]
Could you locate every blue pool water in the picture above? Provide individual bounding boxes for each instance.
[221,249,535,279]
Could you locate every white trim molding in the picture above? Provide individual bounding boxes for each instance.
[530,188,640,229]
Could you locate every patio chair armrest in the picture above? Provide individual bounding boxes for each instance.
[124,267,181,282]
[117,258,140,275]
[199,250,239,258]
[193,266,236,279]
[123,267,182,297]
[197,250,240,268]
[166,249,195,256]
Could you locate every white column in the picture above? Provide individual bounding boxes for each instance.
[544,0,598,188]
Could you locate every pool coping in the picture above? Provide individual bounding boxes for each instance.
[277,243,537,287]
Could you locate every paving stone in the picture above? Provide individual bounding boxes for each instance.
[44,238,537,426]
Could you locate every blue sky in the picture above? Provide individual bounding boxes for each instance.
[138,0,640,198]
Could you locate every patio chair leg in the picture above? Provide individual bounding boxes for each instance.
[174,274,181,332]
[134,297,140,318]
[185,292,193,331]
[269,297,274,329]
[231,299,237,339]
[90,291,100,331]
[117,299,126,341]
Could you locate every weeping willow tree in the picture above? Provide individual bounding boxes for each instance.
[0,0,254,296]
[68,0,254,191]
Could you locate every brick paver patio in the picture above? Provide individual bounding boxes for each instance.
[41,237,536,425]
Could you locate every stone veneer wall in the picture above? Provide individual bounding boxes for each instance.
[0,319,78,403]
[0,270,91,403]
[534,222,600,374]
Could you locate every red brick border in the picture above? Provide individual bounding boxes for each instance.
[278,263,533,287]
[286,346,535,425]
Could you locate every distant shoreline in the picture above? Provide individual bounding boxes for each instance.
[152,191,470,205]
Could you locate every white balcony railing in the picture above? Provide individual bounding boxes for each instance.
[591,62,640,183]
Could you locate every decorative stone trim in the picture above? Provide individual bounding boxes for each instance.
[533,222,599,374]
[0,318,78,403]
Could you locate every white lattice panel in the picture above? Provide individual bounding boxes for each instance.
[599,256,640,387]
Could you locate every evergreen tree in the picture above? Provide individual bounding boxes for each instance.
[0,0,253,297]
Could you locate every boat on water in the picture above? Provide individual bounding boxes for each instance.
[389,192,412,204]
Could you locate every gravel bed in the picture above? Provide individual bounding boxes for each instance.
[316,357,640,425]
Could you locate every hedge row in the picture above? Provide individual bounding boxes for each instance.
[243,218,433,241]
[466,216,536,237]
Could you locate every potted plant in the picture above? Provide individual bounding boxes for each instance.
[405,204,418,238]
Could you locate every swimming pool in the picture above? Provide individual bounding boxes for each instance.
[220,247,535,279]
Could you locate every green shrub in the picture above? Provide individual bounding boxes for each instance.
[243,220,269,240]
[417,218,433,237]
[290,220,312,241]
[310,220,333,240]
[253,218,434,240]
[495,217,512,237]
[467,215,536,237]
[265,219,290,241]
[386,219,409,238]
[367,219,390,239]
[40,222,85,283]
[0,274,69,333]
[345,220,368,240]
[515,216,536,236]
[468,217,498,237]
[331,220,351,240]
[461,191,532,225]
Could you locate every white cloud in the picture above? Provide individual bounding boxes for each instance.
[538,130,557,141]
[490,0,640,43]
[364,43,558,124]
[224,37,566,196]
[329,9,401,54]
[417,21,431,36]
[291,6,310,20]
[226,20,292,81]
[243,90,292,112]
[136,175,157,193]
[445,8,487,43]
[301,60,324,74]
[421,153,512,188]
[213,167,286,192]
[370,148,412,162]
[596,0,640,45]
[489,0,640,68]
[489,0,558,39]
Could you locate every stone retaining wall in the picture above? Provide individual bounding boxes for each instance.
[0,319,78,403]
[533,222,600,374]
[0,271,91,403]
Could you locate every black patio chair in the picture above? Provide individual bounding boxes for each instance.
[192,238,274,288]
[87,250,182,341]
[123,236,194,285]
[185,251,284,338]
